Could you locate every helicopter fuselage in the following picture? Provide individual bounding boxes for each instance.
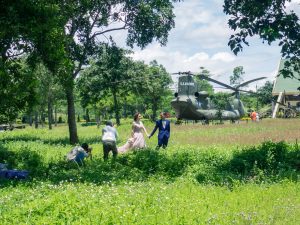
[170,73,251,121]
[171,95,245,121]
[171,95,206,120]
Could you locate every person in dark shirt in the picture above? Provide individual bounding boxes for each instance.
[149,112,171,149]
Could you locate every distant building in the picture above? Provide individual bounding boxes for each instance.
[272,59,300,118]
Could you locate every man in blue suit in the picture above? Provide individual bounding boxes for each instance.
[149,112,170,149]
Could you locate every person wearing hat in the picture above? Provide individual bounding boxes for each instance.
[102,120,118,160]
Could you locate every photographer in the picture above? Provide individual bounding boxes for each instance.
[66,143,92,165]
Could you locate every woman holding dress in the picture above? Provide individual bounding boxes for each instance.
[118,112,149,153]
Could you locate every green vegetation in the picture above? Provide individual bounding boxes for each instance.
[224,0,300,78]
[1,119,299,224]
[1,0,180,144]
[2,1,299,222]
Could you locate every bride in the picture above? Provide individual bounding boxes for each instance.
[118,112,149,153]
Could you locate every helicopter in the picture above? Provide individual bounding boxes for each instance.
[171,71,266,122]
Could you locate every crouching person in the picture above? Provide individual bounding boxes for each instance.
[66,143,92,165]
[102,120,118,161]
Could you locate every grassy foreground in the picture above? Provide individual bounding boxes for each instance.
[0,119,300,224]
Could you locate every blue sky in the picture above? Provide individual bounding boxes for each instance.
[117,0,300,90]
[134,0,300,89]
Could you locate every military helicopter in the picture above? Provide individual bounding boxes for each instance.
[171,71,266,122]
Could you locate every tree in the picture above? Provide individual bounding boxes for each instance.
[223,0,300,77]
[135,60,172,121]
[257,81,274,105]
[210,93,230,123]
[1,0,180,144]
[0,58,37,124]
[196,67,214,94]
[230,66,245,87]
[32,63,65,129]
[77,45,136,125]
[62,0,179,143]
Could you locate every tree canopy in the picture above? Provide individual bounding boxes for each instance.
[230,66,245,87]
[0,58,37,123]
[224,0,300,77]
[195,67,214,94]
[1,0,180,143]
[134,60,173,121]
[257,81,274,105]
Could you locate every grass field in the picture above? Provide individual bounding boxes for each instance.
[0,118,300,224]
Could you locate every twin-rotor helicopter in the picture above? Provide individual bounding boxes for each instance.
[171,71,266,122]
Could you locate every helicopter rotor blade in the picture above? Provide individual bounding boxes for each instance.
[171,71,195,75]
[198,75,237,91]
[233,89,287,106]
[236,77,267,89]
[237,89,257,94]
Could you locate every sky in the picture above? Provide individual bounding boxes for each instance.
[115,0,300,91]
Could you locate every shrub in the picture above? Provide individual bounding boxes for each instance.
[0,145,45,176]
[228,141,299,176]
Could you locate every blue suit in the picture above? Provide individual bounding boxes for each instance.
[150,119,170,149]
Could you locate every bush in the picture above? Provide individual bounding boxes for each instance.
[0,145,45,176]
[227,141,299,176]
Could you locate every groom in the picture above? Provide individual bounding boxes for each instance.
[149,112,170,149]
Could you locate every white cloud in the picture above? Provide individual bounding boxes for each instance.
[113,0,284,91]
[187,20,231,40]
[211,52,235,62]
[133,45,237,75]
[286,0,300,8]
[285,0,300,15]
[184,52,209,62]
[173,1,214,28]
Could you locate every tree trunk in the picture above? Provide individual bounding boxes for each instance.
[54,106,57,127]
[66,84,79,144]
[85,108,90,122]
[123,101,127,118]
[48,94,53,130]
[151,100,158,121]
[29,112,33,126]
[34,111,38,128]
[52,109,54,124]
[112,90,120,125]
[94,106,100,128]
[41,111,45,128]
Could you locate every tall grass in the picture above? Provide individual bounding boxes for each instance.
[0,119,300,224]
